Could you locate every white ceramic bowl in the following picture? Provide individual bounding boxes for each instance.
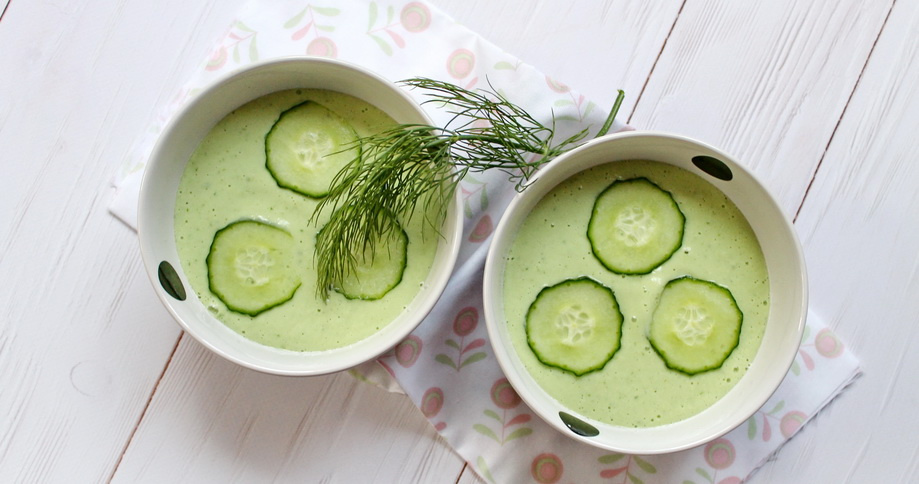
[138,57,463,376]
[483,131,807,454]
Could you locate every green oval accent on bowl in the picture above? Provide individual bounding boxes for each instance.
[692,155,733,181]
[158,260,186,301]
[559,411,599,437]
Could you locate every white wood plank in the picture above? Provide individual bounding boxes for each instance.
[629,0,892,216]
[434,0,685,117]
[111,336,465,483]
[0,0,245,481]
[751,1,919,482]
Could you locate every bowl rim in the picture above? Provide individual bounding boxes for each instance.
[482,130,808,453]
[137,56,464,376]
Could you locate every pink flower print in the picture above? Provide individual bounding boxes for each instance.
[400,2,432,32]
[780,410,808,439]
[377,335,422,376]
[420,387,447,431]
[446,49,478,88]
[531,453,563,484]
[815,328,844,358]
[435,307,487,371]
[473,378,532,444]
[689,438,741,484]
[792,325,844,375]
[306,37,338,58]
[704,438,735,470]
[597,453,657,481]
[490,378,521,409]
[421,387,444,417]
[453,306,478,336]
[447,48,475,78]
[395,335,422,366]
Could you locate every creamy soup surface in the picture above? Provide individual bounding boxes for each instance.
[174,89,438,352]
[503,159,769,427]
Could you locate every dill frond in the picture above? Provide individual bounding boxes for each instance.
[312,78,624,299]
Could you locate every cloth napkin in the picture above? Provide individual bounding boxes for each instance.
[109,1,862,482]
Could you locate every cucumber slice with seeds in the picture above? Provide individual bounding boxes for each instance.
[324,215,408,301]
[525,278,623,376]
[265,101,360,198]
[648,276,743,375]
[207,220,301,316]
[588,177,685,274]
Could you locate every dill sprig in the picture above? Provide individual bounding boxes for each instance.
[312,78,624,299]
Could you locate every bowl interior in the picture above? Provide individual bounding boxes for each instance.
[138,57,462,376]
[483,131,807,454]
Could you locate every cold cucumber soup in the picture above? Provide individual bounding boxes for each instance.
[173,89,438,352]
[503,159,769,428]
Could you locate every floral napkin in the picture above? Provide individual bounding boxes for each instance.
[109,1,861,482]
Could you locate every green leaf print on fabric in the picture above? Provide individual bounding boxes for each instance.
[366,1,428,55]
[494,60,521,71]
[213,21,258,70]
[598,454,657,481]
[473,379,532,445]
[476,456,497,484]
[286,5,339,42]
[747,400,789,442]
[435,307,487,371]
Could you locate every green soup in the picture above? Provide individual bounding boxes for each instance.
[174,89,438,352]
[503,160,769,427]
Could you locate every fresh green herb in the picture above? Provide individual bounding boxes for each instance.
[312,78,624,299]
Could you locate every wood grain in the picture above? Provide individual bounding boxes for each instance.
[0,0,242,481]
[630,0,893,216]
[437,0,684,117]
[755,1,919,482]
[111,337,464,483]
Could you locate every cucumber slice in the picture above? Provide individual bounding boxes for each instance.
[206,220,301,316]
[328,217,408,301]
[648,277,743,375]
[587,177,685,274]
[265,101,360,198]
[525,278,623,376]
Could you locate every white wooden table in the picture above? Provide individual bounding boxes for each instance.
[2,0,917,482]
